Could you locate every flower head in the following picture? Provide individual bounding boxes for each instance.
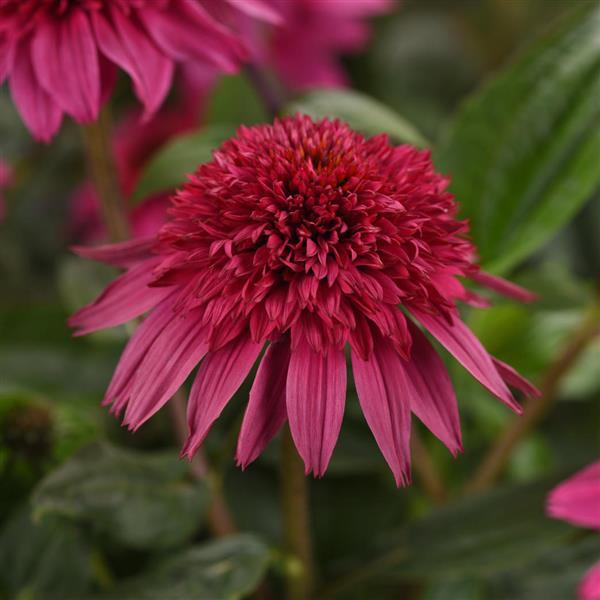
[70,115,538,485]
[0,0,245,141]
[547,461,600,600]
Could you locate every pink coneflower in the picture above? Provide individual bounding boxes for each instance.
[270,0,394,90]
[208,0,393,91]
[70,115,538,484]
[0,0,246,141]
[547,461,600,600]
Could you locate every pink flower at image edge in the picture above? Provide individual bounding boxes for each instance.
[547,460,600,600]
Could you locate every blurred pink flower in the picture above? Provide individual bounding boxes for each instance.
[270,0,394,89]
[70,116,538,484]
[70,65,213,244]
[207,0,394,91]
[547,460,600,600]
[0,0,246,141]
[70,184,168,243]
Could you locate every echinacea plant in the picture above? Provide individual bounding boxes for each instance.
[70,115,539,485]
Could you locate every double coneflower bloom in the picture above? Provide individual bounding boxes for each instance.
[70,116,539,484]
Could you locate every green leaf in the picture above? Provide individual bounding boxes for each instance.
[131,125,234,203]
[205,74,268,127]
[287,89,429,147]
[88,535,270,600]
[32,442,209,550]
[488,535,600,600]
[0,509,93,600]
[436,4,600,274]
[373,478,571,581]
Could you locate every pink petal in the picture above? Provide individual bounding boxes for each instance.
[31,10,100,122]
[137,0,243,73]
[470,271,538,303]
[492,357,541,398]
[9,41,62,142]
[409,308,521,413]
[103,295,178,409]
[236,337,290,468]
[122,309,210,430]
[92,8,173,118]
[405,322,463,456]
[72,236,156,268]
[351,339,411,486]
[68,258,169,335]
[182,332,263,458]
[225,0,283,24]
[579,561,600,600]
[0,37,15,84]
[547,461,600,530]
[123,311,208,430]
[286,340,347,477]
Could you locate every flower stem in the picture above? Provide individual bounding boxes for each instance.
[80,109,129,243]
[168,390,237,536]
[80,109,236,537]
[281,426,315,600]
[245,63,285,120]
[465,289,600,493]
[411,432,447,504]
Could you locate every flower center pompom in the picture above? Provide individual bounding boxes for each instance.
[153,115,474,357]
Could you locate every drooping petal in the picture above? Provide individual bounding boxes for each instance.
[103,295,177,409]
[183,332,263,458]
[31,10,100,122]
[470,271,538,303]
[236,337,290,468]
[547,461,600,529]
[92,8,173,118]
[72,236,156,268]
[405,323,463,455]
[409,307,521,413]
[492,357,541,398]
[9,41,62,142]
[0,37,15,85]
[351,338,411,486]
[68,258,169,335]
[123,309,209,429]
[579,561,600,600]
[286,339,347,477]
[137,0,244,73]
[225,0,283,24]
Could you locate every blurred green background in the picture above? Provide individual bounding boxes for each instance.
[0,1,598,599]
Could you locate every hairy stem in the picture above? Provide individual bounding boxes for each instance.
[466,292,600,493]
[81,110,236,537]
[281,426,315,600]
[80,109,129,242]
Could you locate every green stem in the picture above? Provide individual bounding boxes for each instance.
[168,389,237,537]
[281,426,315,600]
[80,108,129,242]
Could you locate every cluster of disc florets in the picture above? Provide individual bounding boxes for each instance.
[153,115,474,357]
